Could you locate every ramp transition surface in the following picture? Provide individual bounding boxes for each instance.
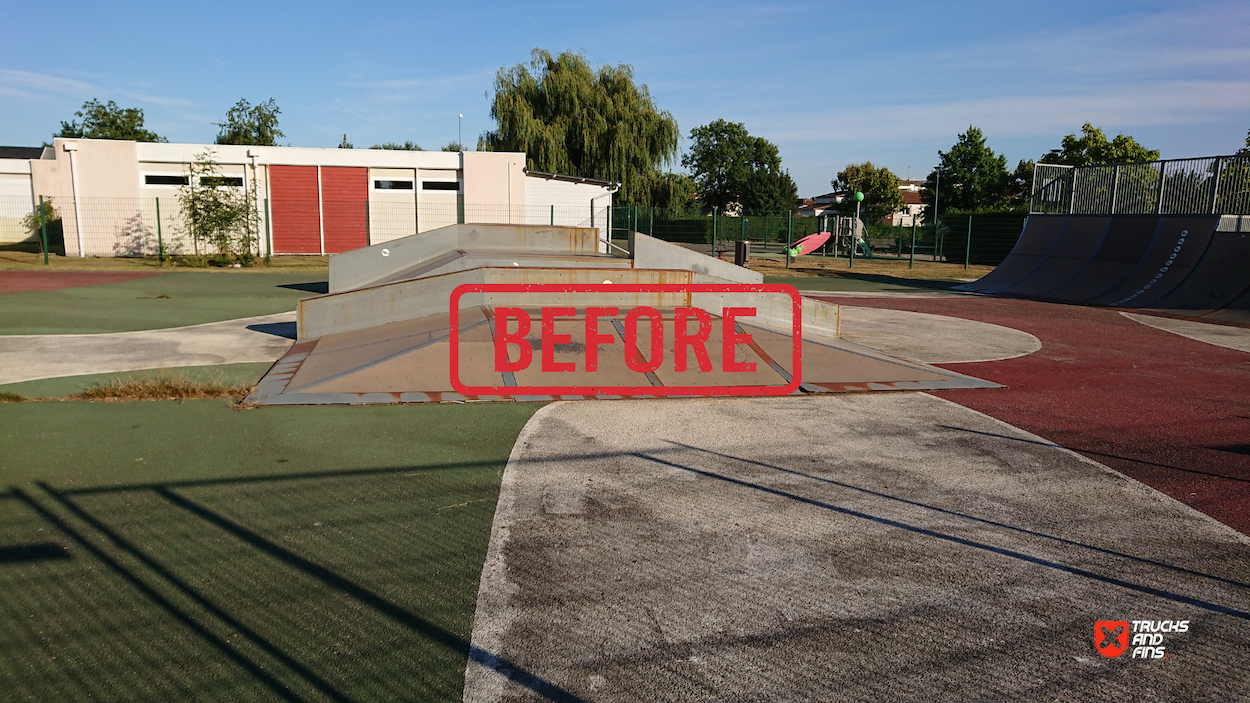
[248,306,998,405]
[960,214,1250,326]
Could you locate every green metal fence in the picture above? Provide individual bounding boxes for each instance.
[609,205,1026,267]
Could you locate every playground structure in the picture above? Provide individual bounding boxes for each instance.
[959,154,1250,326]
[247,223,996,405]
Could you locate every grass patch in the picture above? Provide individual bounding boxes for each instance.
[0,391,27,402]
[0,399,541,701]
[0,250,328,273]
[0,271,326,335]
[0,362,273,400]
[69,376,253,402]
[749,254,994,283]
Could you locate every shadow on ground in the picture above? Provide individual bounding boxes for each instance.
[0,400,546,702]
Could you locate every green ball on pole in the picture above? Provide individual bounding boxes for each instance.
[854,191,864,202]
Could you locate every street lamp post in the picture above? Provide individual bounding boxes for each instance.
[850,191,864,269]
[458,114,463,151]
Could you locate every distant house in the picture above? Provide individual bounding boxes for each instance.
[892,181,926,226]
[801,179,927,225]
[796,191,848,217]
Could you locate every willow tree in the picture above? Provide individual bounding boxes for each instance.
[479,49,680,205]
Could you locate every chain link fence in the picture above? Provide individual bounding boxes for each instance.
[609,205,1026,266]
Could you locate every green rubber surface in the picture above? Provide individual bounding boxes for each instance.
[0,399,540,701]
[0,362,274,400]
[0,271,328,335]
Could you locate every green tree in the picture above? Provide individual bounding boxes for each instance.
[923,126,1011,215]
[830,162,904,221]
[683,119,798,212]
[442,141,464,152]
[1040,123,1159,165]
[1239,128,1250,155]
[178,151,258,262]
[371,141,423,150]
[479,49,680,205]
[646,172,699,210]
[214,98,283,146]
[57,99,166,142]
[1008,158,1036,204]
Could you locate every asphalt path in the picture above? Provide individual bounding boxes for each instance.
[0,312,295,384]
[464,395,1250,702]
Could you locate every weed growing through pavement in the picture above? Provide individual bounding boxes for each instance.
[71,377,253,402]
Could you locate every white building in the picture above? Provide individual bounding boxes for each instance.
[0,139,616,256]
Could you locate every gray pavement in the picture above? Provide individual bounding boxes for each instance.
[1121,312,1250,353]
[464,394,1250,702]
[0,312,295,384]
[838,306,1040,364]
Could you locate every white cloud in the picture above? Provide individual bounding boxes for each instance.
[0,68,95,99]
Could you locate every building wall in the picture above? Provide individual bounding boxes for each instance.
[0,159,35,244]
[524,175,614,250]
[8,138,606,256]
[462,151,526,224]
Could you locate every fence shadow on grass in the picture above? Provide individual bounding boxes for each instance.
[0,460,586,703]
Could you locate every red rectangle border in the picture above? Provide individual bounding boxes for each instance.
[449,283,802,397]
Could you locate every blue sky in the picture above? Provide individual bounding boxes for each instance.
[2,1,1247,195]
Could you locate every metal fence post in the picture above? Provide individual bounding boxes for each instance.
[849,201,859,269]
[1209,157,1223,214]
[155,197,164,266]
[1156,162,1166,215]
[550,204,554,226]
[965,214,972,270]
[1110,165,1120,215]
[909,218,916,269]
[649,207,654,236]
[38,196,50,265]
[897,219,903,257]
[785,211,792,268]
[264,198,272,266]
[1069,169,1078,214]
[712,207,718,257]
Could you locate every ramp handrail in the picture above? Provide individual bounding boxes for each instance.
[1031,154,1250,216]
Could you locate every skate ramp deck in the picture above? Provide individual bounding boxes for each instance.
[248,306,998,406]
[329,224,607,293]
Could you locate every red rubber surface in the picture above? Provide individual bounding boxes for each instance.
[0,271,165,294]
[820,295,1250,535]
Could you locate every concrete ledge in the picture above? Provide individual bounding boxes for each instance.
[299,268,837,341]
[631,232,764,285]
[328,223,602,292]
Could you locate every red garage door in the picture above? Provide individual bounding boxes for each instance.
[321,167,367,253]
[269,165,320,254]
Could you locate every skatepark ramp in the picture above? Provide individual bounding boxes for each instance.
[958,155,1250,326]
[246,222,997,404]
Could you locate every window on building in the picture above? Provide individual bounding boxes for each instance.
[374,179,414,190]
[422,181,460,191]
[144,175,189,186]
[200,176,244,187]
